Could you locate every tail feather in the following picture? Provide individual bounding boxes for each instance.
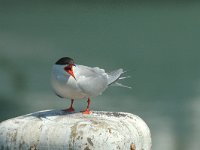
[107,69,131,88]
[119,76,131,80]
[111,82,132,89]
[107,69,123,85]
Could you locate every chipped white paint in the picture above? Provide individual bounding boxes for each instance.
[0,110,151,150]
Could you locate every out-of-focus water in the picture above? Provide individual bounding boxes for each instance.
[0,1,200,149]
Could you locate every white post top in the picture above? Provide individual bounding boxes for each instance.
[0,110,152,150]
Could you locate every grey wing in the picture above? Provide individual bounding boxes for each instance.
[74,65,106,77]
[107,68,123,85]
[74,65,108,96]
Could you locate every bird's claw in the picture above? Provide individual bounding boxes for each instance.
[62,107,75,112]
[81,108,90,114]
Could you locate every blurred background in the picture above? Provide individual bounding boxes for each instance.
[0,0,200,149]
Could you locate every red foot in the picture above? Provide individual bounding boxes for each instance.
[81,108,90,114]
[63,107,75,112]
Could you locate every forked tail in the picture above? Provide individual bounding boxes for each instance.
[107,69,131,89]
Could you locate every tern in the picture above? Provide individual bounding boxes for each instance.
[51,57,130,114]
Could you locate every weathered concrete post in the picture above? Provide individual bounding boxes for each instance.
[0,110,151,150]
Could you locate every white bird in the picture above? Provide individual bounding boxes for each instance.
[51,57,130,114]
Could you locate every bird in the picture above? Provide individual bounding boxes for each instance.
[51,57,130,114]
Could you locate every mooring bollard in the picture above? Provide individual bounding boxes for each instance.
[0,110,151,150]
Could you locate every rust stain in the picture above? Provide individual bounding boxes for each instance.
[130,143,136,150]
[69,123,79,149]
[70,123,78,139]
[19,140,25,149]
[116,145,120,149]
[108,128,112,133]
[90,120,98,125]
[77,136,80,140]
[87,137,93,146]
[79,124,87,128]
[6,129,17,143]
[84,146,90,150]
[29,144,37,150]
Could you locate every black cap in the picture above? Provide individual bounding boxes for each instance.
[55,57,74,65]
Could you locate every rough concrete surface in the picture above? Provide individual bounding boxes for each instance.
[0,110,151,150]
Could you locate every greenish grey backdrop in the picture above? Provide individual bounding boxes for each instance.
[0,1,200,150]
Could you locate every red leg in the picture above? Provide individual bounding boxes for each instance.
[63,99,75,112]
[82,98,91,114]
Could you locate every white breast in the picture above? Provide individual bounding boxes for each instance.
[51,65,86,99]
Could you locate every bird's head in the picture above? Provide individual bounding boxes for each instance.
[55,57,76,80]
